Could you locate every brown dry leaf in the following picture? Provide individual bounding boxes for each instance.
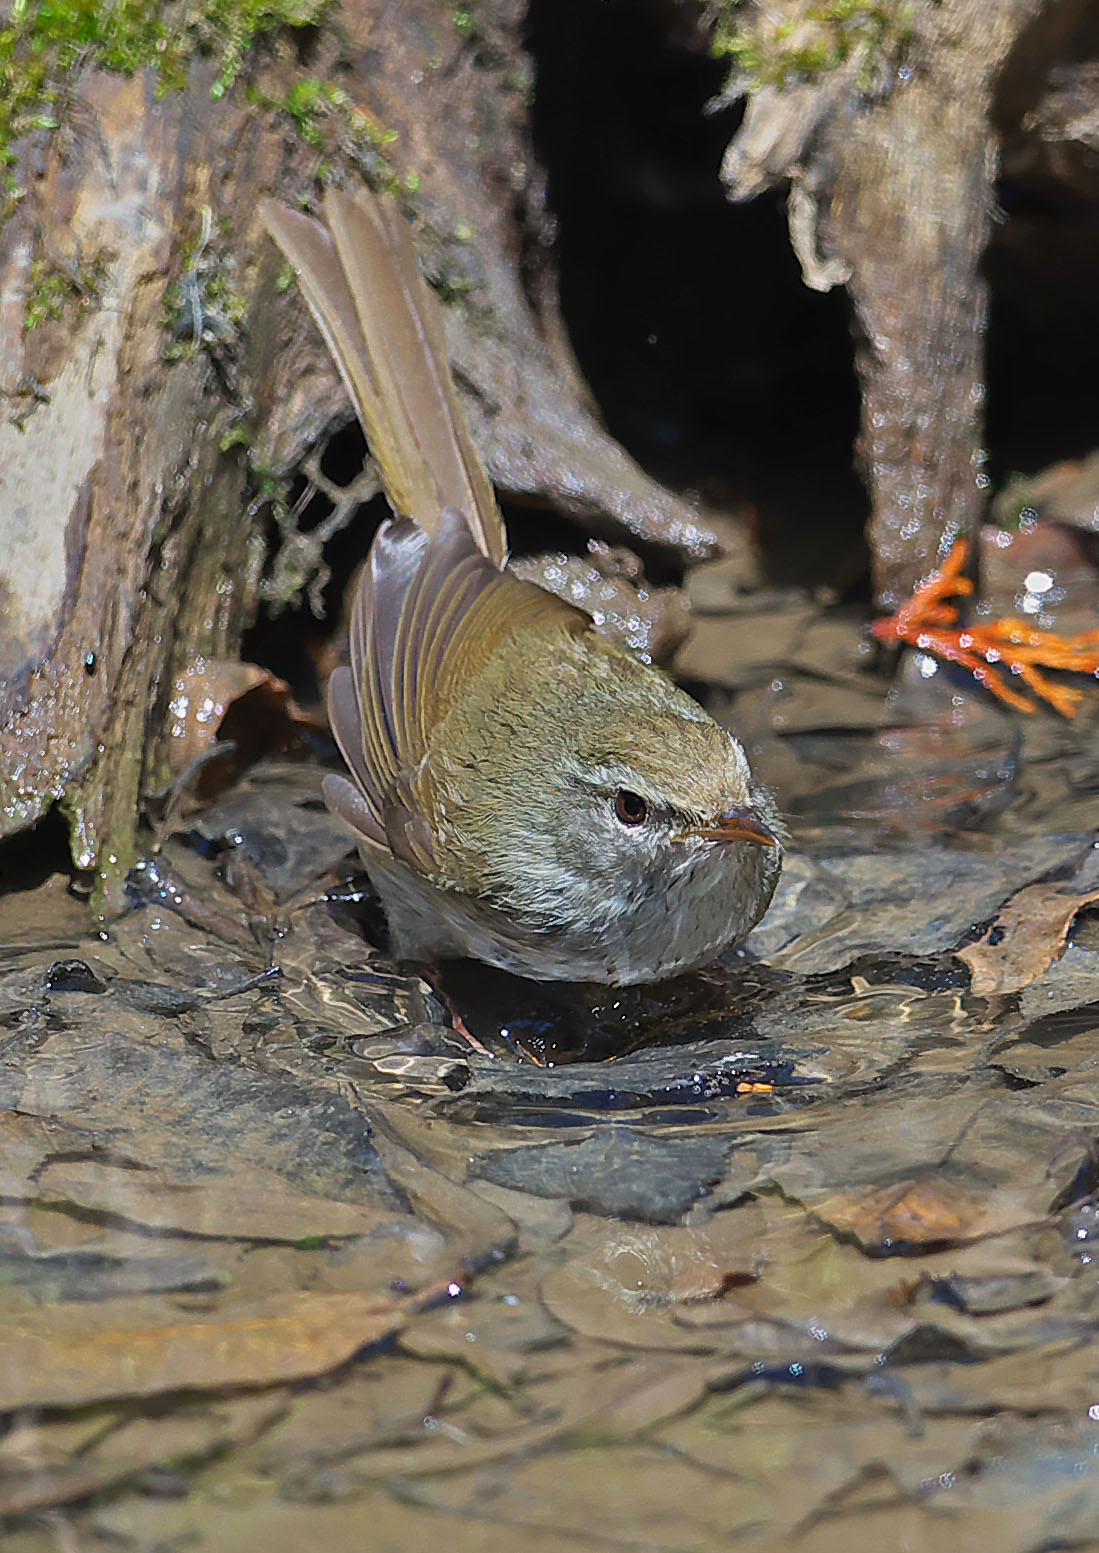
[165,658,320,802]
[90,1390,289,1472]
[959,845,1099,994]
[655,1390,981,1544]
[904,1340,1099,1416]
[411,1440,767,1553]
[810,1177,1044,1252]
[367,1103,518,1263]
[86,1483,589,1553]
[166,659,276,772]
[0,1289,407,1410]
[397,1300,555,1388]
[539,1205,912,1357]
[671,1220,927,1355]
[242,1357,444,1478]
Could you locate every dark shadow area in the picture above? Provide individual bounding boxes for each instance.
[245,0,875,704]
[985,1,1099,481]
[239,437,605,707]
[0,807,74,896]
[240,422,385,704]
[525,0,868,594]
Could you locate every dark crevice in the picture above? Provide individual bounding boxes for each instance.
[240,425,387,701]
[985,1,1099,482]
[0,807,74,896]
[525,0,868,594]
[245,0,877,703]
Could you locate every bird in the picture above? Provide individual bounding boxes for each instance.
[260,186,782,986]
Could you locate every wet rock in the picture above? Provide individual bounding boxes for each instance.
[766,835,1092,974]
[195,783,353,901]
[44,960,107,995]
[472,1125,735,1224]
[980,510,1099,636]
[510,543,690,665]
[8,708,1099,1547]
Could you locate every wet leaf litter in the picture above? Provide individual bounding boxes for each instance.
[2,611,1099,1553]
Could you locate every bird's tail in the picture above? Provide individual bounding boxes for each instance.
[260,189,506,567]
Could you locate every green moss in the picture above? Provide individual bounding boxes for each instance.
[712,1,921,94]
[1,1,425,232]
[249,75,417,199]
[450,1,506,72]
[993,473,1040,533]
[218,419,251,453]
[23,253,106,329]
[427,270,472,306]
[239,457,304,613]
[0,0,329,211]
[61,753,142,915]
[162,204,248,361]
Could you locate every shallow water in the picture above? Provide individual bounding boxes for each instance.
[1,622,1098,1552]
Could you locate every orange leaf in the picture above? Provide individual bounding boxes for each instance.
[872,539,1099,716]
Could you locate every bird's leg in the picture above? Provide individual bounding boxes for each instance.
[415,963,497,1057]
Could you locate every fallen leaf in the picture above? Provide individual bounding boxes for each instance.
[165,659,320,800]
[245,1358,444,1477]
[293,1353,718,1485]
[959,844,1099,994]
[166,659,278,773]
[810,1177,1045,1252]
[539,1219,732,1353]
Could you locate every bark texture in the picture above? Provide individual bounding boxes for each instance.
[0,0,739,900]
[720,0,1065,609]
[0,66,270,893]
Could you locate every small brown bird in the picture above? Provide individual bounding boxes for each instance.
[261,188,782,985]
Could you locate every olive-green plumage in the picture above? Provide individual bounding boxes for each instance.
[262,188,782,985]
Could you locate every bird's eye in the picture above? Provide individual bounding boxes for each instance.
[614,789,648,826]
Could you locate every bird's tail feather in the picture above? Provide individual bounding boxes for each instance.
[260,189,506,567]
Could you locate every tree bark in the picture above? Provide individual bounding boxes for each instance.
[719,0,1058,609]
[0,67,269,897]
[0,0,739,903]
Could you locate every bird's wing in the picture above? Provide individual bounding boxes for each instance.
[260,189,506,567]
[327,509,587,871]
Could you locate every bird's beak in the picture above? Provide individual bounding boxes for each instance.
[677,805,780,848]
